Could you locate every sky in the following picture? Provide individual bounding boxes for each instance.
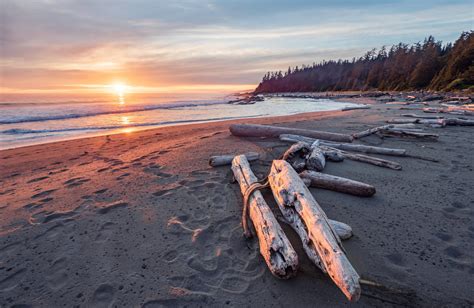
[0,0,473,94]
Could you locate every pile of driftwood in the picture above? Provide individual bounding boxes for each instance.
[208,123,435,302]
[209,113,473,301]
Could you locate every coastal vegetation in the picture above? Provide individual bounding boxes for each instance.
[255,31,474,93]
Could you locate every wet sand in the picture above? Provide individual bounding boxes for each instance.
[0,98,473,307]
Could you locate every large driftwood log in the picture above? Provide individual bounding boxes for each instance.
[268,160,361,301]
[300,170,376,197]
[352,125,392,139]
[209,152,259,167]
[306,141,326,171]
[229,124,353,142]
[279,134,407,157]
[320,145,402,170]
[231,155,298,279]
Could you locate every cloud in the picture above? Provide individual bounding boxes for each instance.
[1,0,472,92]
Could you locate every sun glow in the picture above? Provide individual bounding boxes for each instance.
[110,82,128,105]
[113,82,127,96]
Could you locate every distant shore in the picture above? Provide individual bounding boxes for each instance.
[0,95,472,307]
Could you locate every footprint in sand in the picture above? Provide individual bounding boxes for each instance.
[96,201,129,214]
[46,257,69,290]
[31,189,57,199]
[95,222,116,242]
[94,189,108,194]
[27,176,49,184]
[64,177,90,188]
[0,268,26,292]
[88,284,116,308]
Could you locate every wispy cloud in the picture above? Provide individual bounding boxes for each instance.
[1,0,472,93]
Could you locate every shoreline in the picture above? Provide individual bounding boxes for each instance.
[0,96,360,151]
[1,96,472,307]
[0,106,355,153]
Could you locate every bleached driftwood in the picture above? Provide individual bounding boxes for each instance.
[229,124,353,142]
[401,113,444,119]
[209,152,259,167]
[282,142,310,171]
[423,107,474,116]
[306,141,326,171]
[268,160,361,301]
[386,118,446,126]
[320,145,402,170]
[352,125,392,139]
[231,155,298,279]
[279,134,407,157]
[300,170,375,197]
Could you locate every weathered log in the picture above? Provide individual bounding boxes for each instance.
[445,118,474,126]
[341,105,371,111]
[268,160,361,301]
[386,118,419,124]
[320,145,402,170]
[401,113,443,119]
[209,152,259,167]
[321,142,406,157]
[279,134,407,157]
[282,142,310,171]
[300,170,375,197]
[352,125,392,139]
[306,141,326,171]
[231,155,298,279]
[386,118,446,126]
[423,107,474,116]
[379,128,439,140]
[229,124,353,142]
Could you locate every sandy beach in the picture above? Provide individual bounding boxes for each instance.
[0,97,472,307]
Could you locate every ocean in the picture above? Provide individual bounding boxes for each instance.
[0,93,359,150]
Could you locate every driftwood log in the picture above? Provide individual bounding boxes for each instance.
[387,118,446,126]
[229,124,353,142]
[445,118,474,126]
[268,160,361,301]
[209,152,259,167]
[306,141,326,171]
[231,155,298,279]
[379,128,439,140]
[320,145,402,170]
[300,170,376,197]
[282,142,310,171]
[401,113,443,119]
[352,125,392,139]
[279,134,407,157]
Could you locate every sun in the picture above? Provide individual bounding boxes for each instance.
[112,82,127,96]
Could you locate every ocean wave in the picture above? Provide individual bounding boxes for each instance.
[0,100,228,124]
[1,115,257,135]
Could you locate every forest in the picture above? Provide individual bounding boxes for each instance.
[254,31,473,93]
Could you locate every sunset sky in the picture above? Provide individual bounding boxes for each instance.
[1,0,473,94]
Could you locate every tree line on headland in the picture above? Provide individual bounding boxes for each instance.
[254,31,473,93]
